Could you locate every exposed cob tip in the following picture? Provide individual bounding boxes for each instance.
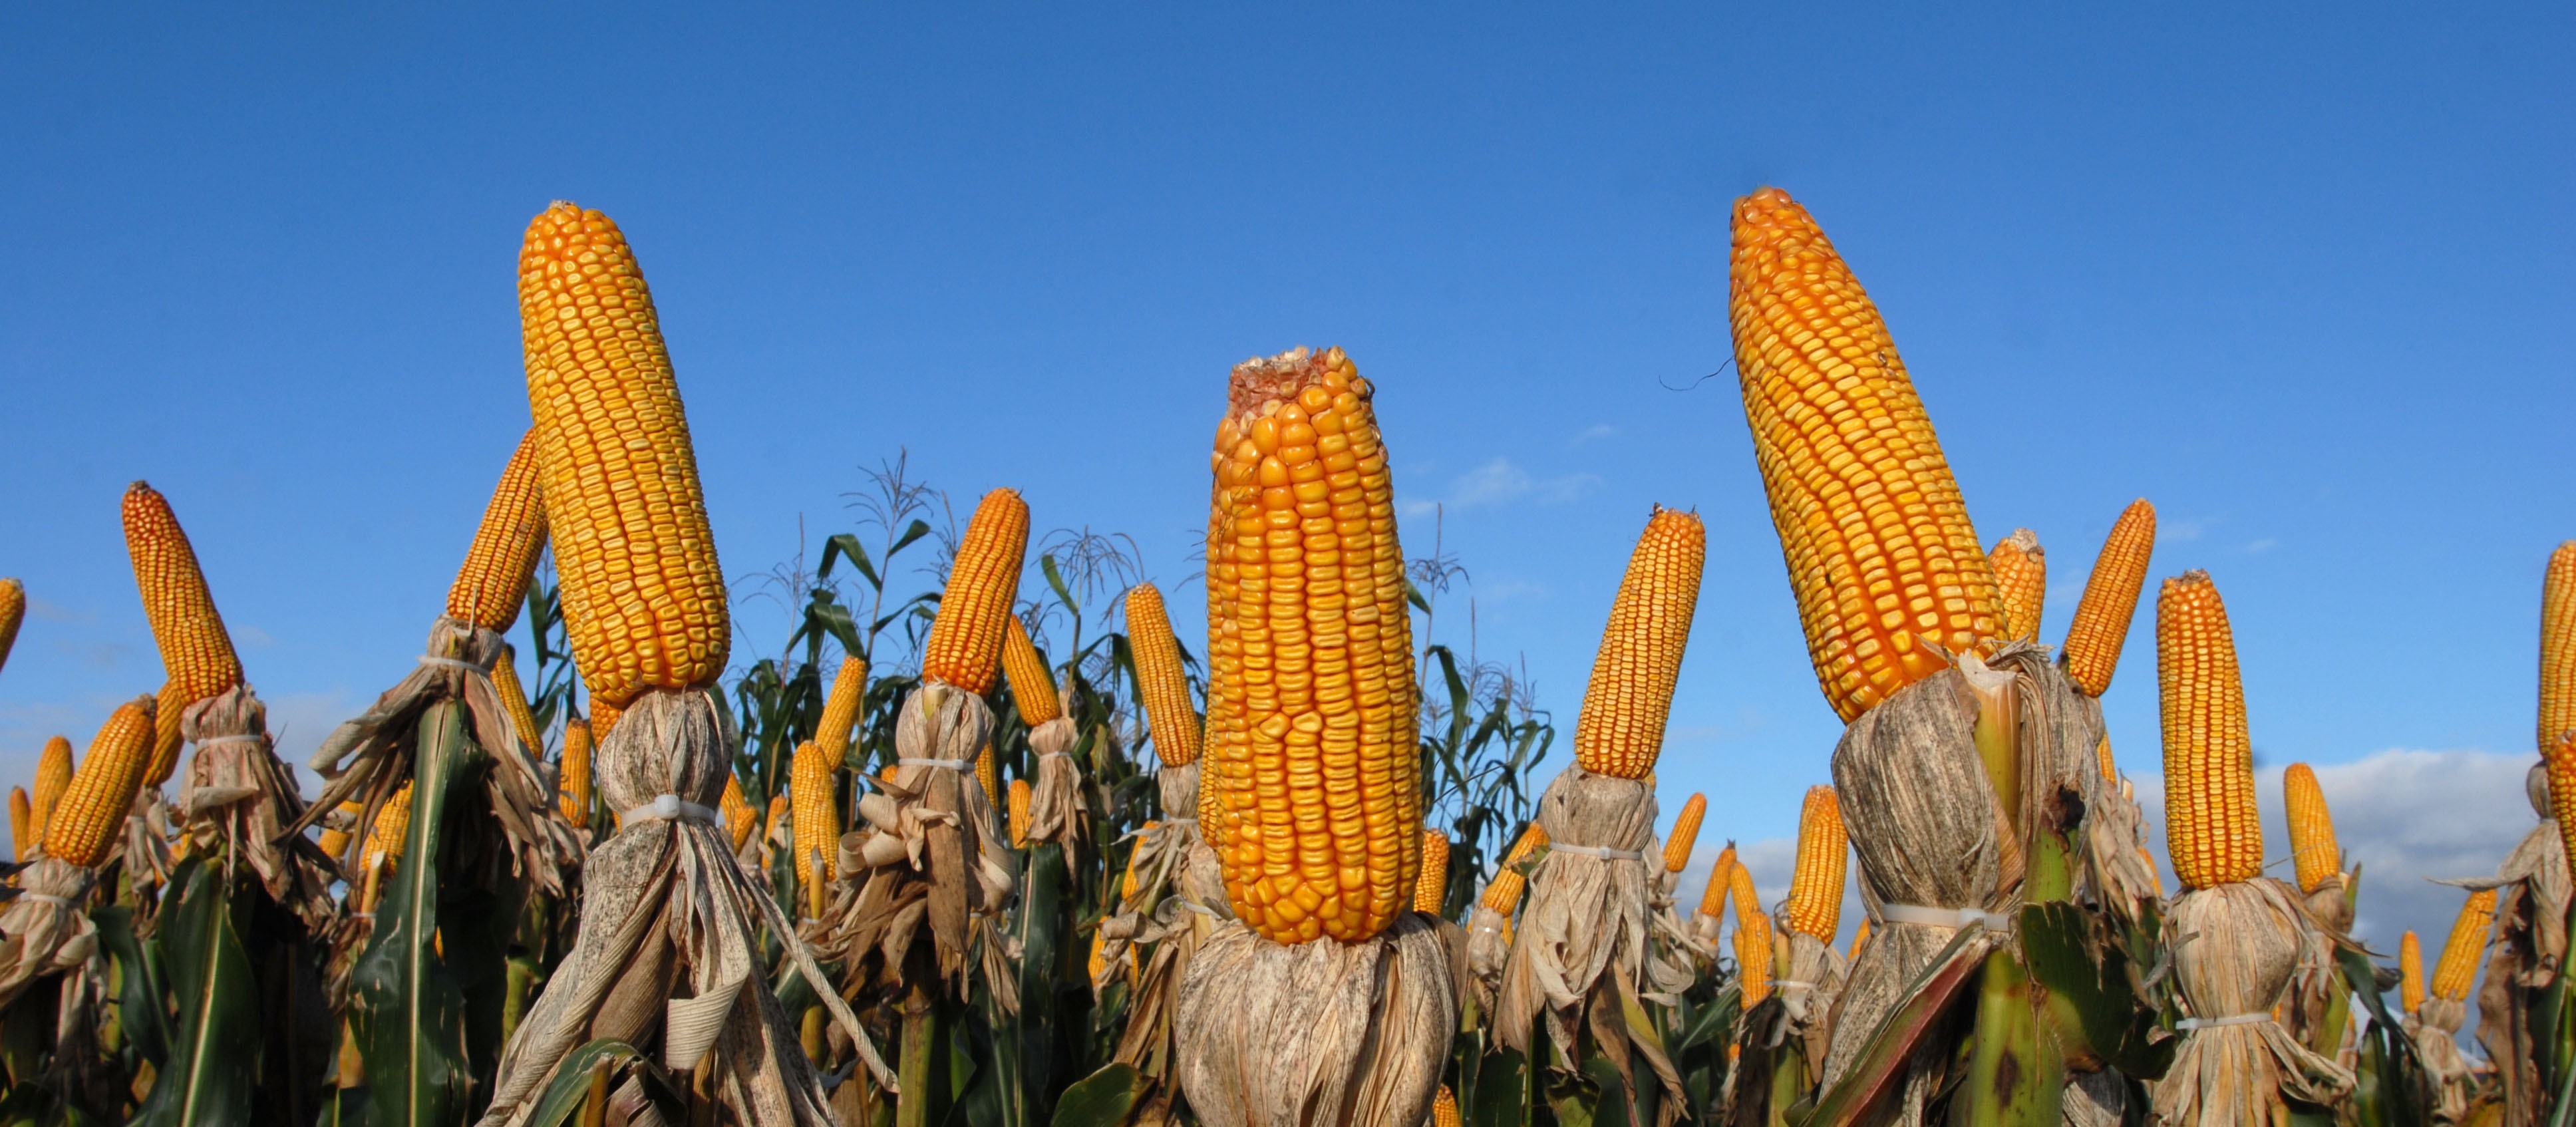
[2543,542,2576,752]
[1727,856,1761,931]
[1782,785,1847,939]
[1572,506,1706,779]
[1124,583,1201,767]
[2064,499,2157,697]
[2431,887,2496,1003]
[921,488,1031,696]
[1990,528,2046,644]
[1415,829,1450,914]
[2282,763,2341,894]
[1000,617,1061,726]
[43,695,157,866]
[1663,792,1707,874]
[1478,822,1550,916]
[445,428,549,631]
[721,775,758,852]
[122,481,246,785]
[2398,929,2424,1017]
[2158,569,2262,889]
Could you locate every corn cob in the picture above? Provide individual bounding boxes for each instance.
[2398,930,2424,1016]
[1849,916,1871,961]
[1088,931,1109,984]
[1784,786,1848,939]
[816,656,868,761]
[365,784,414,873]
[2545,543,2576,751]
[559,719,593,824]
[921,490,1030,695]
[1001,617,1060,725]
[1478,822,1550,915]
[0,578,21,677]
[1990,529,2045,644]
[9,788,29,862]
[1009,778,1033,848]
[2283,763,2340,894]
[2096,734,2117,780]
[1121,823,1159,901]
[1728,188,2002,723]
[1206,345,1420,944]
[791,740,837,891]
[975,742,999,806]
[43,696,156,866]
[721,774,757,852]
[445,429,548,631]
[1573,508,1706,777]
[1696,842,1738,919]
[2063,500,2156,697]
[31,735,73,846]
[1126,583,1201,767]
[766,794,788,844]
[589,699,620,744]
[1663,793,1706,873]
[124,483,245,785]
[2158,571,2262,889]
[518,202,729,709]
[1431,1086,1460,1127]
[1728,857,1762,931]
[1737,911,1774,1008]
[1416,830,1450,914]
[317,800,364,860]
[2432,888,2496,1002]
[491,645,544,756]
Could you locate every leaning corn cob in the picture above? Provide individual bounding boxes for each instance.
[317,800,364,860]
[2283,763,2340,894]
[1663,793,1706,874]
[1783,786,1847,939]
[1572,508,1706,778]
[519,202,728,709]
[30,735,72,846]
[1728,188,2001,723]
[1737,910,1775,1007]
[2432,888,2496,1002]
[2159,571,2262,889]
[2544,542,2576,751]
[558,719,593,824]
[2399,931,2424,1016]
[124,482,245,785]
[1728,858,1762,931]
[1696,842,1738,921]
[1206,346,1419,943]
[9,788,29,862]
[791,740,837,893]
[2096,734,2117,780]
[2064,500,2157,697]
[1990,529,2045,643]
[1000,617,1060,725]
[921,490,1030,695]
[1009,778,1033,848]
[364,784,414,873]
[1848,917,1871,961]
[445,429,548,631]
[1478,822,1551,916]
[721,776,758,853]
[491,645,544,756]
[816,656,868,760]
[0,578,21,676]
[43,696,156,866]
[975,742,1000,806]
[1416,830,1450,914]
[1126,583,1200,766]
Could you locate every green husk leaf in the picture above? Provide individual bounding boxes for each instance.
[129,857,260,1127]
[350,699,478,1127]
[1049,1062,1144,1127]
[92,903,168,1066]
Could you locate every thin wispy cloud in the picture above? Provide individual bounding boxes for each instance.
[1569,424,1617,448]
[1399,457,1602,519]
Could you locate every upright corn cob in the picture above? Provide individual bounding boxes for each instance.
[9,788,29,862]
[2096,734,2117,780]
[1416,830,1450,914]
[921,490,1030,695]
[2063,500,2157,697]
[2544,542,2576,750]
[2431,888,2496,1002]
[559,718,593,824]
[1572,508,1706,778]
[123,482,245,784]
[1783,786,1848,939]
[0,578,21,676]
[721,776,758,852]
[2399,931,2424,1016]
[446,429,548,631]
[1990,529,2044,644]
[1206,346,1419,943]
[1432,1086,1460,1127]
[1478,822,1550,915]
[2159,571,2262,889]
[791,740,837,892]
[2283,763,2340,894]
[975,742,1000,805]
[43,696,156,866]
[1663,792,1706,874]
[1009,778,1033,848]
[365,784,414,873]
[1848,917,1871,961]
[1728,857,1762,930]
[519,202,728,709]
[1728,188,2001,723]
[491,645,544,756]
[1696,842,1738,920]
[30,735,72,846]
[1126,583,1201,766]
[816,656,868,761]
[766,794,788,844]
[1000,617,1060,725]
[1737,911,1774,1008]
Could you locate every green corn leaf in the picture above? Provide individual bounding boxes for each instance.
[522,1039,683,1127]
[1792,927,1989,1127]
[1049,1062,1143,1127]
[128,858,259,1127]
[1960,948,2062,1127]
[90,903,168,1066]
[350,700,480,1127]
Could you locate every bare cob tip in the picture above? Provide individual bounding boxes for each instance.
[1225,345,1358,419]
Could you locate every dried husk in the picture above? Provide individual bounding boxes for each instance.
[2150,879,2352,1126]
[0,859,98,1011]
[2066,693,2160,915]
[477,689,891,1127]
[176,685,338,931]
[1466,905,1512,1012]
[1774,929,1847,1080]
[120,787,174,888]
[2408,996,2474,1125]
[1174,915,1454,1127]
[2476,775,2567,1125]
[1097,764,1233,1077]
[1021,717,1087,861]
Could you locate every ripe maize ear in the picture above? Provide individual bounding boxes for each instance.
[791,740,837,888]
[1120,823,1158,901]
[1126,583,1201,767]
[1728,857,1762,931]
[1728,188,2001,723]
[816,656,868,761]
[921,490,1030,695]
[2431,887,2496,1002]
[1990,529,2044,644]
[1001,617,1060,726]
[2063,500,2156,697]
[1784,786,1847,939]
[1696,842,1738,919]
[31,735,73,846]
[1663,793,1706,874]
[2096,734,2116,780]
[1008,778,1033,848]
[1206,346,1420,944]
[9,788,28,862]
[2398,930,2424,1015]
[365,784,414,872]
[1478,821,1549,915]
[560,719,593,824]
[124,483,245,785]
[43,696,156,866]
[1088,931,1109,984]
[0,578,21,677]
[975,742,999,806]
[2544,543,2576,752]
[1737,911,1774,1009]
[766,794,788,844]
[589,699,619,744]
[1573,508,1706,778]
[445,429,548,631]
[1415,830,1450,914]
[2283,763,2340,894]
[723,776,758,852]
[1849,916,1871,961]
[491,645,544,756]
[1432,1086,1460,1127]
[2158,570,2262,889]
[519,202,729,709]
[317,799,364,860]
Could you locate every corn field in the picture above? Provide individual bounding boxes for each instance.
[1,189,2569,1127]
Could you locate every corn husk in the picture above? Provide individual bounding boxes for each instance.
[1174,915,1454,1127]
[2472,762,2567,1126]
[1095,762,1231,1079]
[175,686,338,930]
[2408,995,2474,1124]
[2067,694,2160,915]
[0,858,97,1011]
[1773,928,1847,1080]
[1020,717,1088,864]
[120,786,174,888]
[2150,879,2352,1125]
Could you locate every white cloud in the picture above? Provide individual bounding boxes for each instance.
[1398,458,1603,518]
[1569,424,1617,448]
[2245,538,2279,554]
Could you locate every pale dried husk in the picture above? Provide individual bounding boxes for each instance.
[1774,929,1847,1080]
[1645,876,1715,1003]
[300,619,580,895]
[1174,916,1454,1127]
[1098,767,1231,1078]
[120,787,174,888]
[2150,880,2353,1126]
[478,689,890,1127]
[2409,997,2473,1125]
[0,860,98,1011]
[1023,718,1087,861]
[176,686,338,931]
[2283,874,2352,1052]
[2066,693,2160,915]
[2474,796,2567,1124]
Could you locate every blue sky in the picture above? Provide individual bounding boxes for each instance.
[3,6,2571,957]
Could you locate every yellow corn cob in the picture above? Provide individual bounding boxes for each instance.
[1206,345,1420,945]
[43,696,156,866]
[1728,189,2002,723]
[518,202,729,709]
[1737,911,1774,1008]
[317,800,364,860]
[791,740,837,889]
[1663,793,1706,874]
[1573,508,1706,778]
[31,735,73,846]
[2398,931,2424,1015]
[559,719,593,824]
[816,656,868,761]
[921,490,1030,695]
[490,645,544,756]
[1087,931,1109,983]
[1849,916,1871,961]
[1728,857,1762,931]
[445,429,548,631]
[2553,734,2576,867]
[9,788,29,862]
[2283,763,2340,893]
[1121,822,1159,901]
[1696,842,1738,919]
[1126,583,1201,767]
[2096,734,2117,780]
[589,699,620,744]
[365,784,415,872]
[2158,570,2262,889]
[1009,778,1033,848]
[2544,543,2576,752]
[1432,1086,1460,1127]
[2432,888,2496,1002]
[1784,786,1848,939]
[766,794,788,843]
[1478,822,1550,915]
[124,483,246,786]
[721,774,756,852]
[0,579,21,677]
[1415,830,1450,914]
[1990,529,2045,644]
[2063,500,2157,697]
[1001,617,1060,726]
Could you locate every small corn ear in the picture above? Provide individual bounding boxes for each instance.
[2430,888,2496,1003]
[1415,830,1450,914]
[31,735,73,846]
[1696,842,1738,921]
[124,483,245,786]
[1783,786,1848,939]
[2398,930,2424,1016]
[1990,529,2044,643]
[921,490,1030,695]
[1572,508,1706,778]
[1126,583,1201,767]
[445,429,548,631]
[1663,793,1706,874]
[1000,618,1060,726]
[2283,763,2340,893]
[2063,500,2156,697]
[43,696,157,866]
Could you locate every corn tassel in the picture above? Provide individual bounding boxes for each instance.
[921,490,1030,695]
[1001,617,1060,725]
[1663,792,1706,874]
[1573,508,1706,778]
[0,579,21,677]
[1783,785,1847,939]
[31,735,72,846]
[1990,529,2044,643]
[2283,763,2340,894]
[1696,842,1738,920]
[2063,500,2156,697]
[123,482,245,786]
[2398,930,2424,1016]
[1126,583,1201,766]
[2544,542,2576,751]
[2431,888,2496,1002]
[446,428,548,631]
[43,696,156,866]
[1478,822,1549,915]
[1416,830,1450,914]
[2158,570,2262,889]
[559,719,593,825]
